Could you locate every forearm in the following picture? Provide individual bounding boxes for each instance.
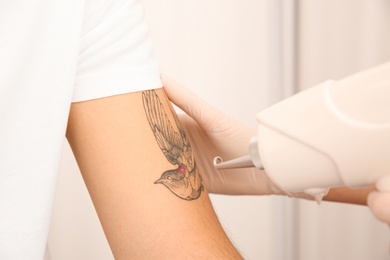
[322,186,376,205]
[66,89,242,259]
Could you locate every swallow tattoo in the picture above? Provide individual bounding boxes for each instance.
[142,90,204,200]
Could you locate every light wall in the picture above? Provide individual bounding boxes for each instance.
[297,0,390,90]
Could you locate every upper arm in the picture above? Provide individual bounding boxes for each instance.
[66,88,242,259]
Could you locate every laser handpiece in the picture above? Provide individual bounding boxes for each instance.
[214,62,390,195]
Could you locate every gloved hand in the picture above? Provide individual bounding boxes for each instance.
[368,176,390,225]
[368,191,390,225]
[162,75,314,199]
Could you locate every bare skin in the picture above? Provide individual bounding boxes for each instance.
[66,88,242,259]
[324,186,376,205]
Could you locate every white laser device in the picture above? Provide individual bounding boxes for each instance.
[214,62,390,195]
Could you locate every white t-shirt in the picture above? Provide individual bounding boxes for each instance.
[0,0,162,258]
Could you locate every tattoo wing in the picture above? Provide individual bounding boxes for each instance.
[142,89,203,200]
[142,90,184,166]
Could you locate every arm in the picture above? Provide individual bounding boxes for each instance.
[66,89,242,259]
[323,186,375,205]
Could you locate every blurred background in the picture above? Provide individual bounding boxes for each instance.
[47,0,390,259]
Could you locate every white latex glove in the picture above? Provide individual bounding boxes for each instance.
[162,75,313,199]
[368,191,390,225]
[368,176,390,225]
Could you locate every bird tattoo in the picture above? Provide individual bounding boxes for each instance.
[142,90,204,200]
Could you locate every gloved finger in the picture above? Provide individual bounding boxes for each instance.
[367,191,390,225]
[161,74,195,111]
[161,74,227,129]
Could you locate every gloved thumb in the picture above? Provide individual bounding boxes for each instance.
[161,74,227,129]
[367,191,390,224]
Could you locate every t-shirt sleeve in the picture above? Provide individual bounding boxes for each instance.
[72,0,162,102]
